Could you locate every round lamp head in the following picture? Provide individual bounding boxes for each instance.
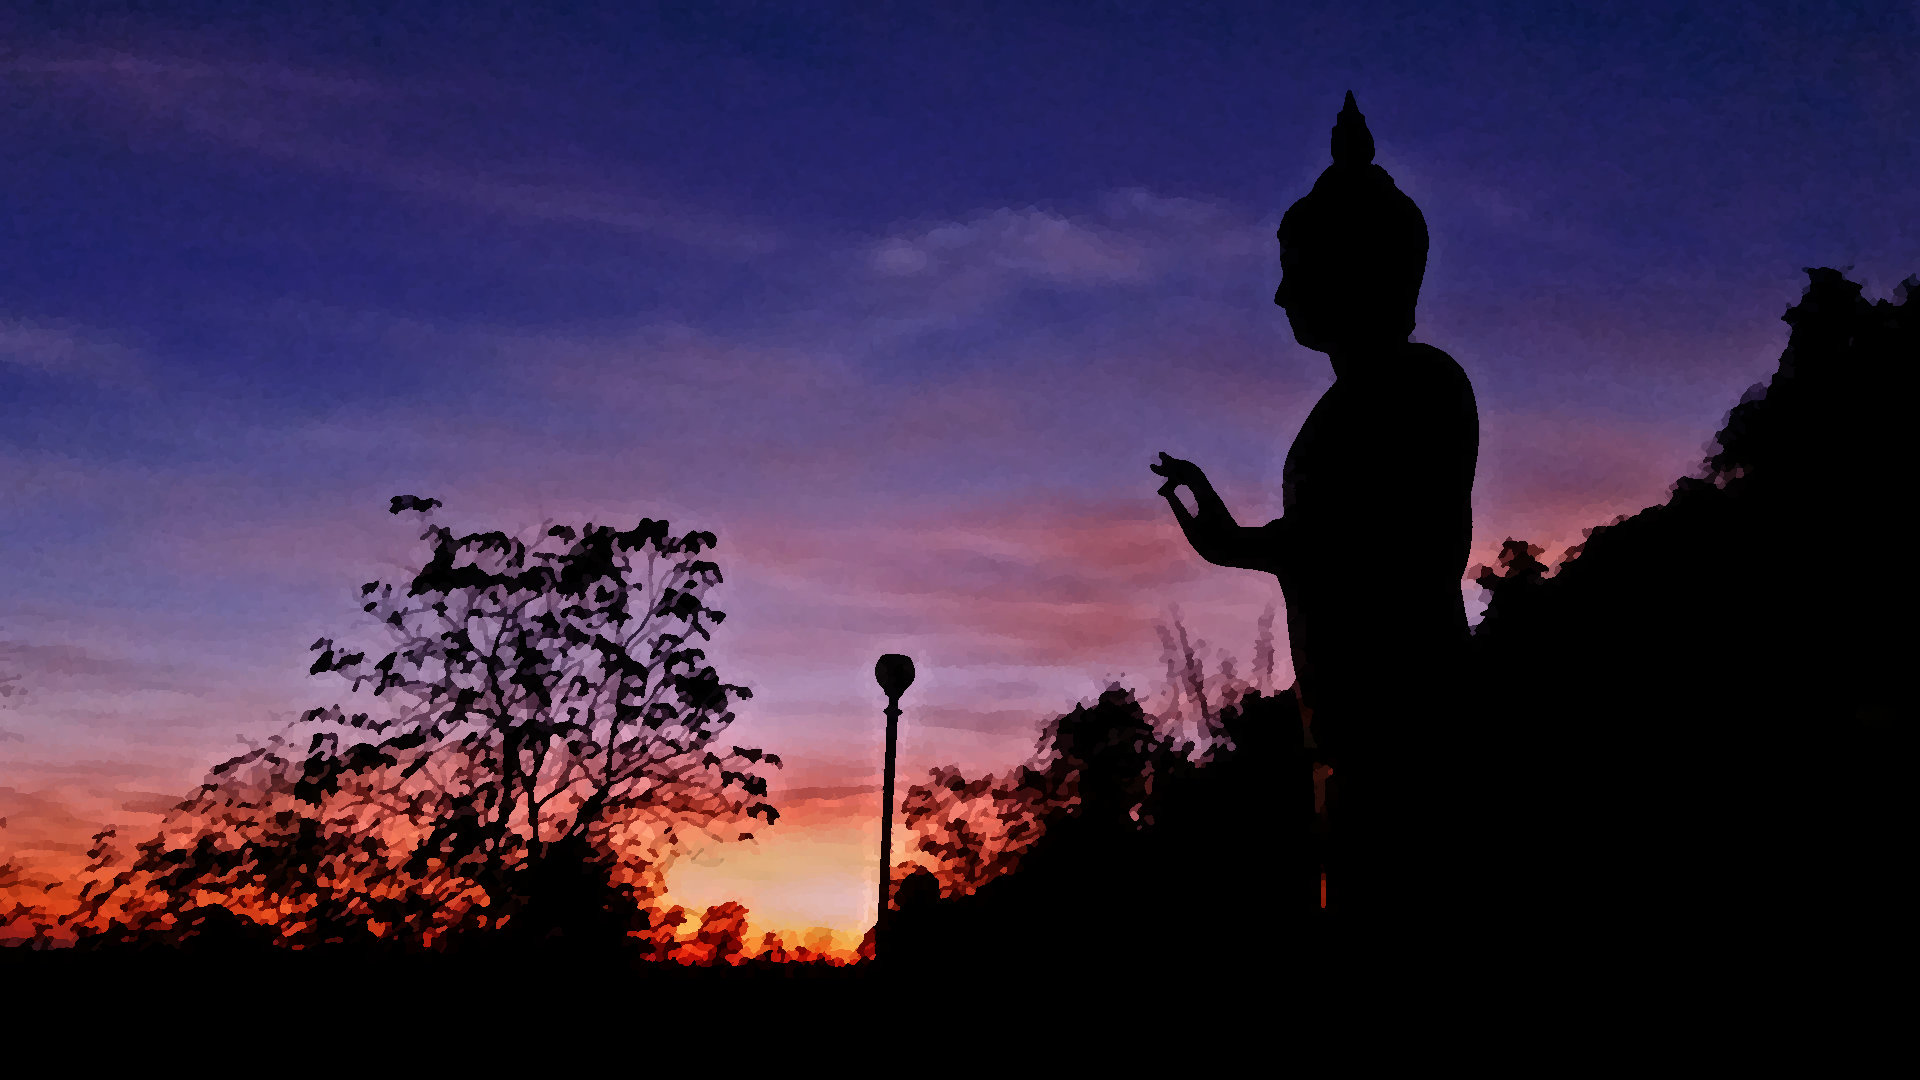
[874,653,915,699]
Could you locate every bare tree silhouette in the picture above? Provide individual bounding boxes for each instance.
[66,497,779,957]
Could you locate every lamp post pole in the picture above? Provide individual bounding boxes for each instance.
[873,653,915,962]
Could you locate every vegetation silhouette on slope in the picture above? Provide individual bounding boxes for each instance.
[887,267,1912,992]
[1471,267,1912,979]
[3,270,1909,1008]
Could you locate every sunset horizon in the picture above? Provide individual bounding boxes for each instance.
[3,3,1912,993]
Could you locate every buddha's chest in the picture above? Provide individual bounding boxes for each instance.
[1282,390,1369,512]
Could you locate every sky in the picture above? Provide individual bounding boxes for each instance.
[2,1,1916,942]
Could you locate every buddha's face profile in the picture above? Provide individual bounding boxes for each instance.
[1274,238,1418,354]
[1275,242,1369,354]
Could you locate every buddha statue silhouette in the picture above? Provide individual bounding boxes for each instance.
[1152,92,1480,940]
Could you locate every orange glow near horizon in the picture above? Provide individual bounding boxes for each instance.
[1,810,885,961]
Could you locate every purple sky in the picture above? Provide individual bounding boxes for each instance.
[3,2,1916,937]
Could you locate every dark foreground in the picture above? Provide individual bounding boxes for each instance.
[3,925,1896,1034]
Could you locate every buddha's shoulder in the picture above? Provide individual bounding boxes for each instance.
[1403,341,1467,380]
[1402,342,1476,399]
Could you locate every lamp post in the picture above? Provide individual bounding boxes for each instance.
[872,653,915,961]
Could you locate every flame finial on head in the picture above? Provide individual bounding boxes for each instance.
[1331,90,1375,167]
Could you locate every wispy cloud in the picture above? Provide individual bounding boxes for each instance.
[0,319,149,388]
[0,640,196,690]
[852,189,1276,334]
[6,51,782,256]
[870,207,1152,283]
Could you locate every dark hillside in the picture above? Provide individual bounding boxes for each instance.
[1473,268,1914,977]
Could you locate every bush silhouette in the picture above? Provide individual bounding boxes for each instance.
[889,668,1317,982]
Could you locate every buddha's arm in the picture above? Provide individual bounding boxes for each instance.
[1154,454,1288,574]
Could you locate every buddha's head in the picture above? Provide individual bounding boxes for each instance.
[1275,93,1428,354]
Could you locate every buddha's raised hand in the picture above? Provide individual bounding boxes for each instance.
[1152,452,1279,573]
[1150,452,1212,501]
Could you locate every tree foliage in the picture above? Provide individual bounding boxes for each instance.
[70,498,778,951]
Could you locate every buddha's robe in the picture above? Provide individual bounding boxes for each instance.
[1272,341,1479,928]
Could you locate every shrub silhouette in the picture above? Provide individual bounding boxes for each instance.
[889,641,1317,981]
